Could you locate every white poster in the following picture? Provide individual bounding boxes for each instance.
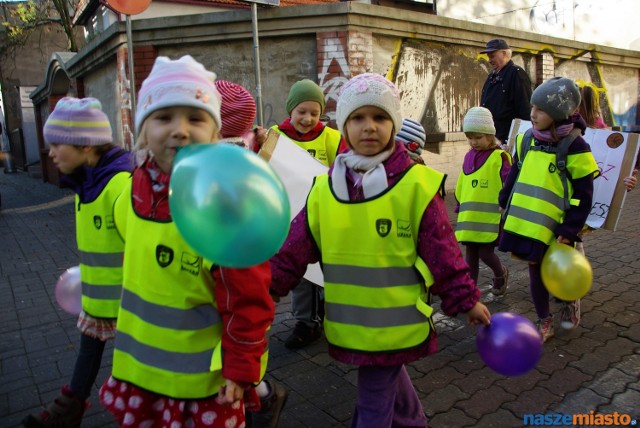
[259,132,328,285]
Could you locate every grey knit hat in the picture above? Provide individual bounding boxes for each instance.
[530,77,581,121]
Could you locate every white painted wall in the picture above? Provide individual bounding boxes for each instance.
[437,0,640,51]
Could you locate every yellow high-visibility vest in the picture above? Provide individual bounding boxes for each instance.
[503,133,598,245]
[76,171,129,317]
[455,150,510,243]
[307,165,444,352]
[112,182,268,398]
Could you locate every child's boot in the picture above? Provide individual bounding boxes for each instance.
[246,379,289,428]
[490,266,509,296]
[22,385,88,428]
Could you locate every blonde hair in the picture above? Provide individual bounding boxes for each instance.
[132,115,221,167]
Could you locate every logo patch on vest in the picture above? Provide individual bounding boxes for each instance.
[549,163,557,173]
[105,215,116,230]
[307,149,317,158]
[397,219,412,238]
[156,245,174,268]
[480,179,489,188]
[376,219,392,237]
[472,179,478,188]
[93,215,102,230]
[181,252,201,276]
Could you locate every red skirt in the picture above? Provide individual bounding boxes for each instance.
[100,375,259,427]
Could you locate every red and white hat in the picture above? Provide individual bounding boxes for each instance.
[215,80,256,138]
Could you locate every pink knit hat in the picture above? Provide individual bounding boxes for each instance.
[215,80,256,138]
[44,97,113,146]
[135,55,222,132]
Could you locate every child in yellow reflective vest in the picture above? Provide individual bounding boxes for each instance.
[269,73,491,427]
[23,97,132,428]
[98,56,274,428]
[499,77,599,343]
[455,107,511,296]
[215,79,289,428]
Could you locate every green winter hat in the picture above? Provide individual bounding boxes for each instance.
[286,79,326,115]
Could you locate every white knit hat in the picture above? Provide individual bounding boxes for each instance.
[135,55,222,133]
[336,73,403,135]
[463,107,496,135]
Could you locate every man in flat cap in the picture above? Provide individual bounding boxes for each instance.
[480,38,532,146]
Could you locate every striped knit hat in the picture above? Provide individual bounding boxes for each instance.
[396,118,426,160]
[43,97,113,146]
[135,55,222,133]
[215,80,256,138]
[463,107,496,135]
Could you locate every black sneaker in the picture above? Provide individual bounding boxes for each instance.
[246,380,289,428]
[284,322,321,349]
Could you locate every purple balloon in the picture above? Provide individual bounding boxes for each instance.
[55,266,82,315]
[476,312,542,376]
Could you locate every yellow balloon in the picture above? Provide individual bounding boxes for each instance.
[541,242,592,301]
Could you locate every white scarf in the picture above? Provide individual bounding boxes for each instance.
[331,147,394,201]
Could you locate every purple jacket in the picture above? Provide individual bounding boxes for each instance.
[270,141,480,366]
[60,146,132,202]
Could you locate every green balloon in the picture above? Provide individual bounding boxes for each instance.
[169,143,290,267]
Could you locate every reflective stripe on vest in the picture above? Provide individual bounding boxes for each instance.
[112,186,225,399]
[307,165,444,352]
[504,134,599,245]
[272,125,341,166]
[75,171,129,317]
[455,150,508,243]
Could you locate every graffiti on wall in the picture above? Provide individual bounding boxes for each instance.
[317,36,350,124]
[378,39,638,135]
[312,34,637,136]
[117,58,134,151]
[390,40,486,135]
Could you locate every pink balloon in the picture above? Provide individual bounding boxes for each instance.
[55,266,82,315]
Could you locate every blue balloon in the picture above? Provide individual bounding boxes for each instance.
[476,312,542,376]
[169,143,290,267]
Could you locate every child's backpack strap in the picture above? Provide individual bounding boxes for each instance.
[516,128,534,170]
[526,128,582,210]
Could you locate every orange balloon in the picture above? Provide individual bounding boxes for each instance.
[541,242,592,301]
[107,0,151,15]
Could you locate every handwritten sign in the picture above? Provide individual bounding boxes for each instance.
[259,131,327,285]
[508,120,639,231]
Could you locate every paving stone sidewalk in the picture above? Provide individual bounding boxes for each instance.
[1,170,638,428]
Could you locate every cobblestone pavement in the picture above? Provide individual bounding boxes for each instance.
[1,170,639,427]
